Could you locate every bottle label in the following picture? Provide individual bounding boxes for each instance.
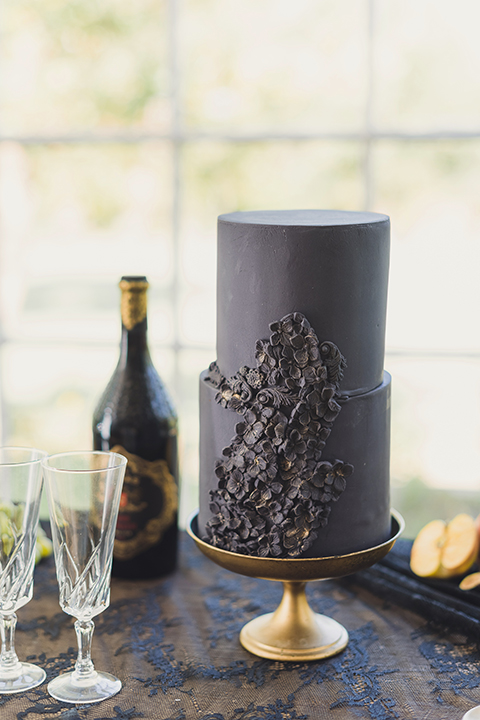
[110,445,178,560]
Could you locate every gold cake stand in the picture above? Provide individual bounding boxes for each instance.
[187,510,404,662]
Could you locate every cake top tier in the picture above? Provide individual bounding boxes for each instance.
[219,209,389,228]
[216,209,390,395]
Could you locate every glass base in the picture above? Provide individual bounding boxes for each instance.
[0,662,46,694]
[463,708,480,719]
[47,670,121,704]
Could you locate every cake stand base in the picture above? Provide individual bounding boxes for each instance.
[187,510,404,662]
[240,580,348,661]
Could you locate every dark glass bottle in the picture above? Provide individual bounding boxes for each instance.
[93,276,178,579]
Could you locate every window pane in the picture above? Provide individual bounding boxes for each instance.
[1,341,176,450]
[182,139,365,218]
[178,140,365,347]
[372,139,480,352]
[182,0,368,132]
[176,349,213,526]
[373,0,480,131]
[389,355,480,493]
[1,342,119,452]
[0,142,174,345]
[0,0,171,133]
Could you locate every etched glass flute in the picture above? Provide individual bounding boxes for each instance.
[42,451,127,704]
[0,446,47,694]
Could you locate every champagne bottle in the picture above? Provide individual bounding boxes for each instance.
[93,276,178,579]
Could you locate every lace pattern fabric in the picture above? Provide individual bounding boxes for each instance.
[2,533,479,719]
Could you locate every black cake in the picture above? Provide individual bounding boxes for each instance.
[198,209,391,558]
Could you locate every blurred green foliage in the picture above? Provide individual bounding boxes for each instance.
[392,477,480,540]
[2,0,169,131]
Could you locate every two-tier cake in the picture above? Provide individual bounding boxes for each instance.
[198,209,391,559]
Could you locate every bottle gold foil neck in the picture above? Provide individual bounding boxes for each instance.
[119,277,148,330]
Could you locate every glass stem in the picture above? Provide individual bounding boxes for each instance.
[0,612,21,673]
[73,619,97,681]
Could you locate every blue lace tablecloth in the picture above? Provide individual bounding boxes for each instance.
[3,533,480,720]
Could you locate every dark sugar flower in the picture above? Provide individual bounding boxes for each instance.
[281,344,294,361]
[255,437,275,458]
[257,530,282,557]
[250,481,281,507]
[206,361,225,388]
[317,384,342,422]
[232,514,254,541]
[293,502,318,532]
[292,402,311,430]
[235,410,265,447]
[282,519,310,555]
[314,364,329,382]
[259,405,274,421]
[245,447,278,483]
[269,318,294,347]
[305,388,321,408]
[284,362,302,381]
[205,312,353,558]
[282,428,307,462]
[285,474,305,500]
[244,509,267,531]
[279,453,306,483]
[264,414,286,446]
[205,530,227,548]
[309,459,354,503]
[206,504,233,534]
[218,444,245,473]
[255,339,277,371]
[214,460,226,481]
[307,343,320,361]
[215,383,235,408]
[245,450,267,478]
[294,347,309,368]
[290,333,305,350]
[331,461,354,496]
[245,368,265,389]
[215,381,247,412]
[226,469,251,499]
[318,426,331,443]
[244,421,264,446]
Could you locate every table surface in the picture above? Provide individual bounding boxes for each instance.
[3,532,480,720]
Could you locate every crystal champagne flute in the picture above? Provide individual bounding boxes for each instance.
[0,447,47,694]
[42,451,127,704]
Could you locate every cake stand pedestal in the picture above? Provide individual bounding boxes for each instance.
[187,510,404,662]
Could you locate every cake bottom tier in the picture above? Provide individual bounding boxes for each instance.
[199,372,391,558]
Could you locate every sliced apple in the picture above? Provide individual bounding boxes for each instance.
[475,512,480,542]
[442,513,478,576]
[460,572,480,591]
[410,513,478,579]
[410,519,448,578]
